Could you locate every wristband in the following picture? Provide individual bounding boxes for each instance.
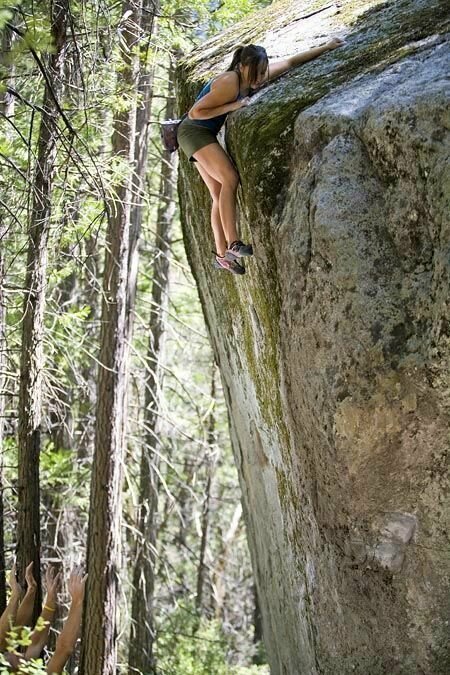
[44,604,56,613]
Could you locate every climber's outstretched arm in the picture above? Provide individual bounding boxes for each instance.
[268,37,344,80]
[45,569,87,675]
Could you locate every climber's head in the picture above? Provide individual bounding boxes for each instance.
[228,44,269,88]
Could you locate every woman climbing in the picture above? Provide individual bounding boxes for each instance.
[177,38,344,274]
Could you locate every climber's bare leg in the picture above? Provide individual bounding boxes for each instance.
[195,162,227,256]
[193,143,239,249]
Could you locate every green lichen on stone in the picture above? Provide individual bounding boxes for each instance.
[276,467,296,511]
[236,272,293,456]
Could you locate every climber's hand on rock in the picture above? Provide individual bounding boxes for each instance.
[237,97,251,109]
[326,37,345,50]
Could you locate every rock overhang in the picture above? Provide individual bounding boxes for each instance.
[176,1,450,673]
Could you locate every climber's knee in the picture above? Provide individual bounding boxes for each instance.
[211,195,220,212]
[221,170,239,192]
[210,184,221,202]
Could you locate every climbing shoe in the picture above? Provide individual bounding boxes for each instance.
[225,240,253,259]
[213,254,245,275]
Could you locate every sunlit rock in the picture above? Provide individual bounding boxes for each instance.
[176,0,450,672]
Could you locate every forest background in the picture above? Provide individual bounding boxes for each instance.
[0,0,271,673]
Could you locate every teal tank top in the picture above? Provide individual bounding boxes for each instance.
[191,77,243,135]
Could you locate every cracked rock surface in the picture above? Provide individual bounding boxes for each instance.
[176,0,450,672]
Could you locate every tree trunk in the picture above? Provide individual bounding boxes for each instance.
[76,234,100,462]
[43,250,75,647]
[73,108,107,463]
[0,15,16,616]
[128,60,177,675]
[17,0,68,622]
[196,365,217,614]
[80,4,142,673]
[0,213,7,615]
[127,0,160,326]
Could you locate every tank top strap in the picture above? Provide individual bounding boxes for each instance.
[195,80,212,102]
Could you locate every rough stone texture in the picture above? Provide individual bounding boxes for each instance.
[176,1,450,673]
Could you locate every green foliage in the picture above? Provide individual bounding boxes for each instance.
[0,2,18,30]
[154,603,269,674]
[206,0,273,36]
[40,442,73,487]
[21,14,54,53]
[156,603,229,675]
[7,623,33,649]
[159,0,273,48]
[0,623,48,675]
[0,656,47,675]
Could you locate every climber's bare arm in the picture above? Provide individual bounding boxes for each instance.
[268,37,344,80]
[45,569,86,675]
[188,72,249,120]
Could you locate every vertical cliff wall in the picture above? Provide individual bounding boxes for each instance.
[176,1,450,672]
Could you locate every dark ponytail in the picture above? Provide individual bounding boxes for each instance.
[227,44,268,87]
[228,45,244,72]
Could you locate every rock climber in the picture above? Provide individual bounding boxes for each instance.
[0,561,87,674]
[177,38,345,274]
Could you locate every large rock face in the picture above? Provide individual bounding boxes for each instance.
[176,1,450,673]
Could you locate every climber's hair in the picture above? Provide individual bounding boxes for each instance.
[228,44,269,86]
